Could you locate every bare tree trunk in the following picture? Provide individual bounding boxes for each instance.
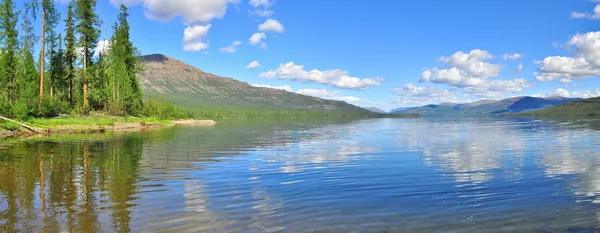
[40,11,45,100]
[0,115,42,133]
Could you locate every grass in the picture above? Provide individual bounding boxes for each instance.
[25,115,172,129]
[0,120,21,131]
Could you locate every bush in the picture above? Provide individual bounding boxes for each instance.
[0,96,11,116]
[106,101,126,116]
[37,96,61,117]
[11,100,31,120]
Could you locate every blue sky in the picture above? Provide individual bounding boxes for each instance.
[44,0,600,111]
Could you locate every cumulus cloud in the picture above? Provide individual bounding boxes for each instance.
[246,61,261,69]
[183,24,211,51]
[249,32,267,48]
[536,31,600,82]
[418,49,531,98]
[260,62,383,90]
[252,84,292,92]
[534,88,600,98]
[571,4,600,19]
[220,40,242,53]
[392,83,458,106]
[502,53,524,60]
[111,0,238,52]
[111,0,239,25]
[296,89,368,104]
[258,19,284,33]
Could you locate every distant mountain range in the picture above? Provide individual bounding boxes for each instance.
[391,96,580,115]
[510,97,600,117]
[138,54,372,114]
[365,107,386,113]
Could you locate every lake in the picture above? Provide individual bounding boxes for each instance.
[2,117,600,232]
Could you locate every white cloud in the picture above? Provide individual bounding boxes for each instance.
[94,40,110,57]
[111,0,239,25]
[249,0,273,8]
[572,12,589,19]
[392,83,458,106]
[248,0,274,17]
[252,84,292,92]
[260,62,383,90]
[249,9,274,17]
[536,31,600,82]
[534,88,600,98]
[220,40,242,53]
[183,24,211,51]
[514,63,524,77]
[111,0,238,52]
[502,53,524,60]
[571,4,600,19]
[246,61,261,69]
[249,32,267,48]
[296,89,368,104]
[419,49,531,98]
[258,19,284,33]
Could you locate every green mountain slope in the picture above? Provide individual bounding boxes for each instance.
[138,54,371,114]
[510,97,600,117]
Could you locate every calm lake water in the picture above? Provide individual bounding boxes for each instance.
[2,117,600,232]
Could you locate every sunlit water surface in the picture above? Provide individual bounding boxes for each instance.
[2,117,600,232]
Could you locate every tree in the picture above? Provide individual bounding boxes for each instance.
[64,1,76,104]
[0,0,19,104]
[75,0,100,109]
[41,0,60,97]
[106,4,142,115]
[17,0,39,104]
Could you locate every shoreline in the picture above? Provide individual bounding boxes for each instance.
[0,116,217,139]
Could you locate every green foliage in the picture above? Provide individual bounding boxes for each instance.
[36,96,62,117]
[142,97,193,120]
[0,0,19,103]
[11,100,31,120]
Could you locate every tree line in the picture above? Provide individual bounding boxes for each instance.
[0,0,143,119]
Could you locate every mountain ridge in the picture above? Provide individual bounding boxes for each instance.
[137,54,372,114]
[391,96,580,115]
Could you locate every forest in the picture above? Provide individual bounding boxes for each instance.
[0,0,177,120]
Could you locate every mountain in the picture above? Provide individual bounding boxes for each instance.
[138,54,371,114]
[510,97,600,117]
[390,107,414,113]
[365,107,386,113]
[391,96,580,115]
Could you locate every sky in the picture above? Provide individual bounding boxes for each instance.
[38,0,600,111]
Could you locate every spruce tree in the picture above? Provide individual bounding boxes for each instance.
[64,1,76,105]
[75,0,100,109]
[0,0,19,104]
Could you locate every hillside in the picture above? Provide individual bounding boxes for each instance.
[392,96,579,115]
[138,54,371,114]
[509,97,600,117]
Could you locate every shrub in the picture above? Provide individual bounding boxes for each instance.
[37,96,61,118]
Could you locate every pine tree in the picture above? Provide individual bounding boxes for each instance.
[75,0,100,109]
[64,1,76,105]
[0,0,19,104]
